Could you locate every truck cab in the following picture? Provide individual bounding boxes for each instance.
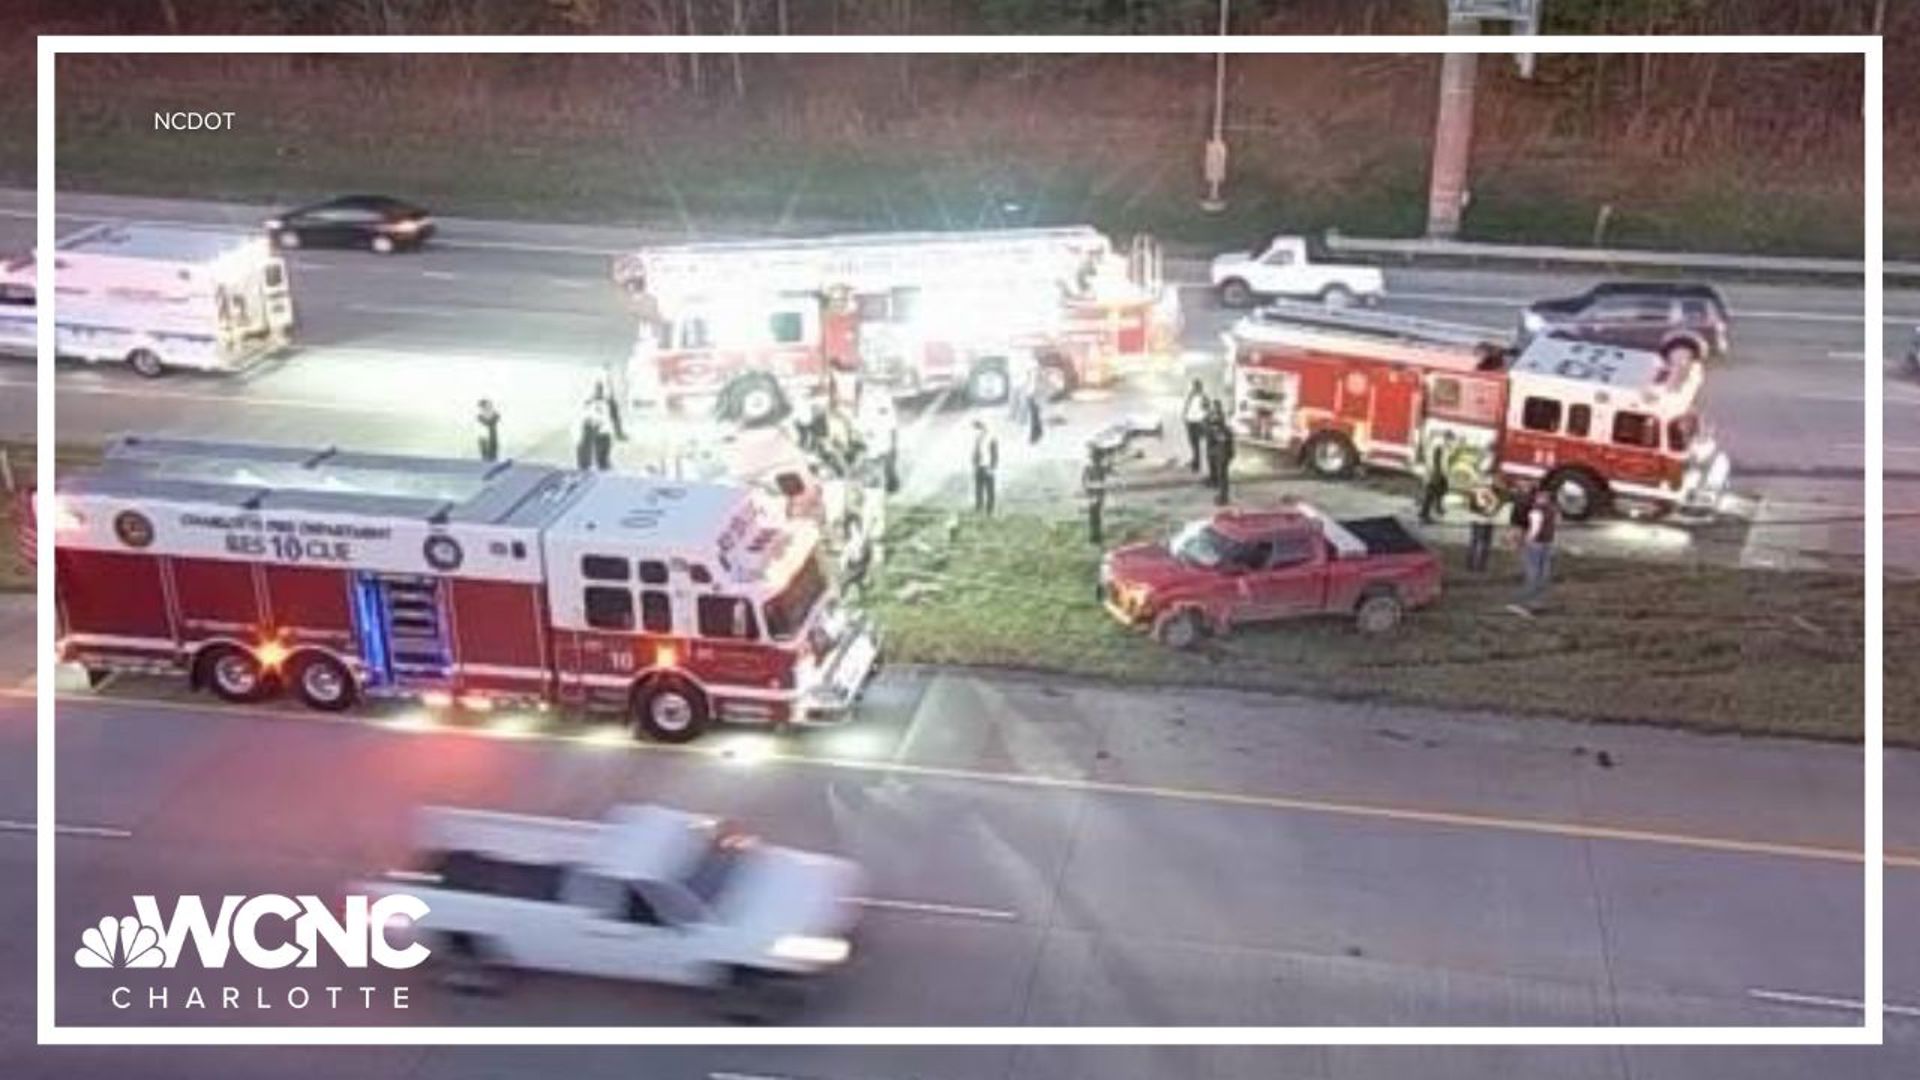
[1210,235,1386,309]
[1099,502,1440,647]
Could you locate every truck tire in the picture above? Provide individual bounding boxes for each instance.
[1039,355,1076,401]
[631,675,711,743]
[1218,279,1255,309]
[966,360,1010,406]
[127,348,166,379]
[1319,283,1355,309]
[725,374,788,428]
[289,652,356,712]
[1546,467,1609,521]
[198,645,274,704]
[1302,432,1358,479]
[436,932,507,996]
[1151,606,1208,650]
[720,966,810,1024]
[1355,588,1405,635]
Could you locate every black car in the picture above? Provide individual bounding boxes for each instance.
[266,195,435,254]
[1520,282,1730,363]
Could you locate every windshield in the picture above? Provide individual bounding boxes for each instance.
[1172,522,1263,570]
[764,551,828,641]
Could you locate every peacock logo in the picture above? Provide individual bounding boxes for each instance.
[74,915,168,969]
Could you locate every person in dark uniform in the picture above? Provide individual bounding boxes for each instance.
[971,419,999,516]
[1081,444,1110,545]
[1204,400,1235,507]
[475,398,501,463]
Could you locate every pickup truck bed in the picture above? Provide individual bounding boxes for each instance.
[1339,516,1426,556]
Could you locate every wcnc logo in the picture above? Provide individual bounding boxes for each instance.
[75,894,430,970]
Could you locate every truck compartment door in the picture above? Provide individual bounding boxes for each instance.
[351,573,452,688]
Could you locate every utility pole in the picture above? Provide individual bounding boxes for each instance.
[1425,15,1479,239]
[1200,0,1231,213]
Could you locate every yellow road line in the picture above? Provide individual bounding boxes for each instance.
[19,688,1920,871]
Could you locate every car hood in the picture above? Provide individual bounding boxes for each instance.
[713,845,865,942]
[1106,541,1203,592]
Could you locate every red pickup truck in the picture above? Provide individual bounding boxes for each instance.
[1098,503,1442,648]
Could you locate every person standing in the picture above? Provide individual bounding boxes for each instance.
[475,398,501,463]
[1466,483,1505,573]
[1510,488,1559,615]
[1205,400,1235,507]
[1181,378,1208,473]
[1081,444,1110,545]
[602,354,630,442]
[575,398,601,471]
[971,419,999,516]
[1417,432,1452,524]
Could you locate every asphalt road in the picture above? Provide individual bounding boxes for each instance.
[2,190,1915,572]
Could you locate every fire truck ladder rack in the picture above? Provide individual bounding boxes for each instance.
[1246,300,1507,351]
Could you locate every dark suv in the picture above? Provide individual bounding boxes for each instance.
[1520,282,1730,363]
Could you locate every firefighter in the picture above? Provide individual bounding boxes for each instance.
[971,418,999,516]
[1181,378,1208,473]
[475,398,501,463]
[1417,432,1454,524]
[602,353,630,442]
[1465,483,1507,573]
[1204,399,1235,507]
[1082,442,1110,545]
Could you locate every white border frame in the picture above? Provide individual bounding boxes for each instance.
[35,33,1883,1047]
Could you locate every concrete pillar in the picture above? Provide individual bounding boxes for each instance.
[1425,21,1480,240]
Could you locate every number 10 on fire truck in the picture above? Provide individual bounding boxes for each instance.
[52,437,880,743]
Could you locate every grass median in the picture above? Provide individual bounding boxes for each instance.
[868,507,1902,745]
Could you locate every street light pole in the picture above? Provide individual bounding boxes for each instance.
[1425,13,1480,239]
[1200,0,1230,213]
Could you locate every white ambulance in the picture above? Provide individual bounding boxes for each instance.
[1,222,294,376]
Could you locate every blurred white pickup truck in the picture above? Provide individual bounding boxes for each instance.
[1210,235,1386,309]
[362,803,865,1019]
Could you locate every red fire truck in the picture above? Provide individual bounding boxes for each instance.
[52,437,880,743]
[1228,303,1731,519]
[614,227,1179,426]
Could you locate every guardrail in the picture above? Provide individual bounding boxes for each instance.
[1323,231,1920,280]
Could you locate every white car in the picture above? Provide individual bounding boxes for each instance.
[1210,235,1386,309]
[362,803,865,1018]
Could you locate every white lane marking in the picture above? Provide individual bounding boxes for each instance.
[1848,443,1920,455]
[848,896,1019,922]
[547,278,594,290]
[1747,987,1920,1019]
[296,260,338,272]
[710,1073,803,1080]
[1829,350,1864,360]
[347,301,608,323]
[0,819,133,839]
[420,270,459,281]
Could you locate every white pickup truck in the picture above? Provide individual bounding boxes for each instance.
[361,803,865,1019]
[1210,235,1386,309]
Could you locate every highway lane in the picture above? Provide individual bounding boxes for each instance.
[2,679,1906,1030]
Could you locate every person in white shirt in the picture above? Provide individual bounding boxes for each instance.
[1180,378,1209,473]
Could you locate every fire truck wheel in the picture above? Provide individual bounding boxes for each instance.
[1040,358,1076,401]
[1218,279,1255,309]
[966,363,1010,406]
[289,652,356,711]
[127,349,166,379]
[631,676,711,743]
[1355,588,1405,635]
[199,645,275,704]
[726,375,789,428]
[1302,432,1358,479]
[1546,468,1609,521]
[1152,606,1209,650]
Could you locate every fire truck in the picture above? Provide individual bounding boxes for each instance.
[1227,303,1731,519]
[613,227,1179,426]
[0,223,294,377]
[52,437,880,743]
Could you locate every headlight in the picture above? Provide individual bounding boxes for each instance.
[768,934,851,965]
